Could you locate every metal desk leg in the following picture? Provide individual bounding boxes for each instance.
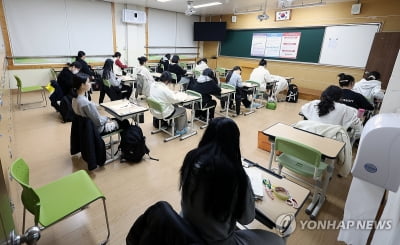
[268,139,275,170]
[181,100,197,140]
[244,87,256,116]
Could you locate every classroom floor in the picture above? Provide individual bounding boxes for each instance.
[7,90,351,245]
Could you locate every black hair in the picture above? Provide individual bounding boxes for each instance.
[138,56,148,65]
[113,52,122,58]
[160,71,172,83]
[171,55,180,63]
[366,71,381,81]
[70,61,82,69]
[225,66,241,83]
[77,51,85,58]
[317,85,343,117]
[197,58,208,65]
[71,74,89,98]
[202,68,217,82]
[180,118,248,222]
[259,58,267,66]
[165,54,171,59]
[338,73,355,87]
[102,58,114,80]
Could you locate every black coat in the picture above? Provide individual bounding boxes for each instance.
[75,58,94,76]
[340,89,374,110]
[70,116,106,170]
[189,78,221,104]
[168,63,187,83]
[57,67,73,96]
[126,201,205,245]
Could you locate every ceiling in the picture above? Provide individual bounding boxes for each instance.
[103,0,355,16]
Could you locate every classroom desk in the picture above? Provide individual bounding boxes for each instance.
[243,158,310,233]
[262,123,345,219]
[150,72,161,79]
[119,75,136,86]
[101,99,148,122]
[215,87,236,118]
[242,82,260,115]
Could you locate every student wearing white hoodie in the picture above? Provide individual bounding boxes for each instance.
[301,85,363,139]
[352,71,384,103]
[194,58,209,75]
[249,58,272,91]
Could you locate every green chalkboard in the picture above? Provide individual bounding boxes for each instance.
[220,27,326,63]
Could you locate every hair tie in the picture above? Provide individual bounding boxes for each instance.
[368,75,376,80]
[339,79,348,83]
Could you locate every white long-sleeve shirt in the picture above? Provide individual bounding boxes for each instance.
[149,82,187,119]
[137,65,155,97]
[301,100,362,134]
[249,66,272,90]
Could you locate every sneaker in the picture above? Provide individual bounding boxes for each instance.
[175,128,187,136]
[251,103,261,108]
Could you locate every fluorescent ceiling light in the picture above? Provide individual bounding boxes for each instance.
[193,2,222,9]
[157,0,171,2]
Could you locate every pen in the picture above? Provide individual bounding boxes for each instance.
[263,178,274,200]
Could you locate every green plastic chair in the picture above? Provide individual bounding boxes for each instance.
[220,83,235,91]
[275,136,327,179]
[194,70,201,78]
[179,62,187,69]
[245,80,265,106]
[10,158,110,244]
[14,75,47,110]
[186,90,214,129]
[50,68,58,80]
[146,97,181,142]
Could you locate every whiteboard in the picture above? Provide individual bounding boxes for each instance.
[3,0,113,57]
[319,24,379,68]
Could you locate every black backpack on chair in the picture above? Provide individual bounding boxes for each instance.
[286,84,299,103]
[119,124,158,163]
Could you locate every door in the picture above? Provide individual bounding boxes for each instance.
[0,160,16,245]
[365,32,400,89]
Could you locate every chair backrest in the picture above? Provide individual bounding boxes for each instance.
[170,72,177,81]
[14,75,22,88]
[179,62,187,69]
[186,90,203,109]
[215,67,226,77]
[50,68,58,80]
[275,136,322,168]
[146,97,165,119]
[10,158,41,224]
[221,83,235,91]
[194,70,201,78]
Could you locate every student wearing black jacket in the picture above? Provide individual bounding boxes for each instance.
[167,55,187,83]
[75,51,94,77]
[189,68,221,120]
[159,53,171,72]
[338,73,374,111]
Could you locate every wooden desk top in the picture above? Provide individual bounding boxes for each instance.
[263,123,345,158]
[101,100,148,117]
[243,159,310,224]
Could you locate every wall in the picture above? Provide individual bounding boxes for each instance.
[204,0,400,93]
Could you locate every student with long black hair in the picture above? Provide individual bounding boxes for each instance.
[99,58,132,103]
[301,85,362,137]
[220,66,251,116]
[338,73,373,110]
[180,117,284,245]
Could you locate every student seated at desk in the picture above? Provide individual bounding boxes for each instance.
[220,66,252,116]
[168,55,187,84]
[194,58,209,75]
[113,51,128,76]
[136,56,155,97]
[301,85,363,139]
[100,58,133,103]
[338,73,374,111]
[352,71,384,103]
[72,74,124,134]
[180,117,284,245]
[149,71,188,135]
[189,68,221,120]
[249,58,272,92]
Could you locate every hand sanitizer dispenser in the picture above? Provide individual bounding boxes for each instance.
[352,113,400,192]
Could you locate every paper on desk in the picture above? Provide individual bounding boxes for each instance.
[174,92,188,101]
[244,167,264,200]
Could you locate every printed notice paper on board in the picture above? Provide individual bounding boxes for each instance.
[250,32,301,59]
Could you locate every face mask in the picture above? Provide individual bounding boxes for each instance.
[72,69,79,74]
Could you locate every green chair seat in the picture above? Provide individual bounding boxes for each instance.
[34,170,104,227]
[20,85,44,93]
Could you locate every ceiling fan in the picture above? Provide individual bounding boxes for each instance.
[185,0,196,16]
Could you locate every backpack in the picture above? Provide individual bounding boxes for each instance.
[286,84,299,103]
[119,124,158,163]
